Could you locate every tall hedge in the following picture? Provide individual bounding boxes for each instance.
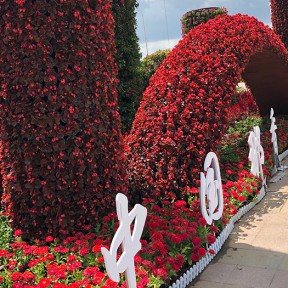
[126,14,288,203]
[181,7,228,36]
[271,0,288,49]
[0,0,128,239]
[112,0,142,132]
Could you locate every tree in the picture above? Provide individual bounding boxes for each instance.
[112,0,142,132]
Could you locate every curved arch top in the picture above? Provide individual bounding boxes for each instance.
[127,14,288,201]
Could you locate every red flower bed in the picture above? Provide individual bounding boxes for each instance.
[126,14,288,202]
[271,0,288,49]
[227,90,259,124]
[0,0,128,240]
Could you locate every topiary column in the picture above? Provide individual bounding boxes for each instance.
[181,7,227,37]
[0,0,128,240]
[112,0,142,132]
[271,0,288,49]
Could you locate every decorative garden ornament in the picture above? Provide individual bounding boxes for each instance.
[270,108,278,156]
[200,152,223,225]
[270,108,280,168]
[248,126,264,180]
[101,193,147,288]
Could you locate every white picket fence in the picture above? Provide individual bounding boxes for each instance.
[169,185,266,288]
[169,146,288,288]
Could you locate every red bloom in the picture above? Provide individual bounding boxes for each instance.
[22,271,35,283]
[206,233,216,245]
[174,254,184,267]
[192,236,202,246]
[152,267,169,280]
[174,200,187,208]
[198,247,206,257]
[92,271,105,285]
[191,253,200,262]
[0,249,8,257]
[46,236,54,243]
[11,272,23,282]
[198,217,207,226]
[14,229,22,237]
[238,195,246,202]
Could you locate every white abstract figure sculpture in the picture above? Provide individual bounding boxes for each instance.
[270,108,279,166]
[200,152,223,225]
[101,193,147,288]
[248,126,265,180]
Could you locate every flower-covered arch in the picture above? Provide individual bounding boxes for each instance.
[126,14,288,202]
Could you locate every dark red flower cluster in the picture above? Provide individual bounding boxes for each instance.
[0,0,128,240]
[271,0,288,49]
[139,199,217,281]
[227,90,259,124]
[126,14,288,202]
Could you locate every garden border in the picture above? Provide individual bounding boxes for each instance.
[169,148,288,288]
[169,148,288,287]
[279,149,288,162]
[169,185,266,288]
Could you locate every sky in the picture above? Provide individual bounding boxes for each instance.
[136,0,271,57]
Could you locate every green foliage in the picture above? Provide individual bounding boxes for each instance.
[181,7,228,36]
[228,116,263,137]
[0,212,13,249]
[219,116,263,176]
[139,49,170,89]
[112,0,142,132]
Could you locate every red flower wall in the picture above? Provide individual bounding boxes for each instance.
[0,0,128,239]
[126,14,288,202]
[271,0,288,49]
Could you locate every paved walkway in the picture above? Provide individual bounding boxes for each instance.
[189,158,288,288]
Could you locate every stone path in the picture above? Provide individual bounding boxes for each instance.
[189,158,288,288]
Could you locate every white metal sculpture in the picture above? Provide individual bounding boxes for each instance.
[101,193,147,288]
[270,108,279,163]
[248,126,265,180]
[200,152,223,225]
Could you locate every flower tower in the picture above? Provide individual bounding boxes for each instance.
[0,0,128,239]
[271,0,288,49]
[181,7,227,36]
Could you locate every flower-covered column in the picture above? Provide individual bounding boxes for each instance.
[271,0,288,49]
[0,0,128,240]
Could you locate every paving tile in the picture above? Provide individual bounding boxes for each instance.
[251,233,288,253]
[199,263,236,283]
[226,234,256,249]
[217,248,283,269]
[225,265,275,288]
[189,280,242,288]
[269,271,288,288]
[278,255,288,271]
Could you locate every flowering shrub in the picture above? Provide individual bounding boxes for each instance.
[0,0,128,240]
[181,7,228,36]
[126,14,288,202]
[227,90,259,124]
[112,0,142,132]
[271,0,288,49]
